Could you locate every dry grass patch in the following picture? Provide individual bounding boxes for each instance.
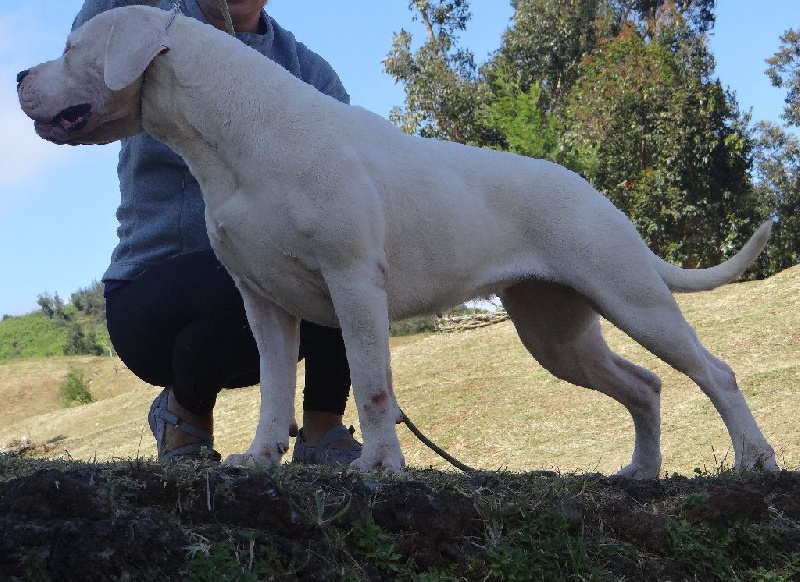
[0,355,144,425]
[1,266,798,477]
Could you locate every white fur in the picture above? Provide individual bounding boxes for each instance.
[18,6,778,477]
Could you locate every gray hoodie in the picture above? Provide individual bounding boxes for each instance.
[73,0,350,281]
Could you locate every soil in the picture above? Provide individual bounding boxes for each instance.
[1,452,799,581]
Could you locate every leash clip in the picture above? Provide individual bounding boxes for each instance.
[166,1,181,30]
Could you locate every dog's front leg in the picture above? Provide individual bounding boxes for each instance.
[223,281,299,467]
[325,263,405,472]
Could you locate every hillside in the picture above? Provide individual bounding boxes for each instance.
[1,265,798,474]
[1,266,799,580]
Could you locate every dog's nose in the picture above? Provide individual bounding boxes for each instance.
[16,69,29,87]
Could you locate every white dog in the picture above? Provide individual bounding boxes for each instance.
[18,5,778,477]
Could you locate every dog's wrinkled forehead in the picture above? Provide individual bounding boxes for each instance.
[66,10,115,54]
[49,7,172,93]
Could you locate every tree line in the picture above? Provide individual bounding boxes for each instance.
[36,283,109,356]
[0,282,110,359]
[385,0,800,276]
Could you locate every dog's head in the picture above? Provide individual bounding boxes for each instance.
[17,6,172,145]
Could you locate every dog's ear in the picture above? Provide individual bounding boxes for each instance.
[104,8,171,91]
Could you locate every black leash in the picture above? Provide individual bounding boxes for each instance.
[400,409,475,472]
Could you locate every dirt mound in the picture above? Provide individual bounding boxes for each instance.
[1,456,799,580]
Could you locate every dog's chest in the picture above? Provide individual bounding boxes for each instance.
[206,209,337,323]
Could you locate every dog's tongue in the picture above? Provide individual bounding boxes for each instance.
[53,103,91,131]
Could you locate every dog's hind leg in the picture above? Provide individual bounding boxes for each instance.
[500,281,665,478]
[592,284,778,474]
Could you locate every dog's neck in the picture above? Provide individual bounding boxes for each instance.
[141,63,237,206]
[140,14,328,208]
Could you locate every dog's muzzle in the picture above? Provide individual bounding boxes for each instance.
[17,69,93,135]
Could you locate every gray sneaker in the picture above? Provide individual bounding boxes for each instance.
[292,424,362,465]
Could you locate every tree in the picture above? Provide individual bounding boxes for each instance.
[386,0,765,272]
[614,0,716,38]
[753,28,800,276]
[384,0,500,144]
[71,280,106,323]
[475,72,589,171]
[561,17,762,268]
[37,292,66,320]
[752,122,800,274]
[766,28,800,127]
[59,366,95,406]
[476,75,556,158]
[495,0,715,112]
[35,283,109,356]
[495,0,618,111]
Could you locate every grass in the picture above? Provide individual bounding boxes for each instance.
[1,265,799,476]
[1,450,799,579]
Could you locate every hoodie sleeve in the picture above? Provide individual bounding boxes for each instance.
[72,0,162,30]
[294,41,350,105]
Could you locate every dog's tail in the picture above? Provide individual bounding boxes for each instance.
[654,220,772,293]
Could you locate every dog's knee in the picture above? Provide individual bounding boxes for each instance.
[614,356,661,395]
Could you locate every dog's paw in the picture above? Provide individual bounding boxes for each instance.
[615,462,659,480]
[349,446,405,473]
[737,448,780,473]
[221,453,280,468]
[222,453,267,468]
[222,442,288,468]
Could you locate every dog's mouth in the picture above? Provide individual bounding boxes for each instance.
[33,103,94,144]
[52,103,92,132]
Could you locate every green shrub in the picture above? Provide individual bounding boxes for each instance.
[59,367,94,407]
[349,514,403,573]
[185,528,285,580]
[63,322,105,356]
[486,510,592,580]
[389,314,437,336]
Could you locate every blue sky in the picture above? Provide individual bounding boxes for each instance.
[1,0,798,316]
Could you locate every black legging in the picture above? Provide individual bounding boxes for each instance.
[105,250,351,415]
